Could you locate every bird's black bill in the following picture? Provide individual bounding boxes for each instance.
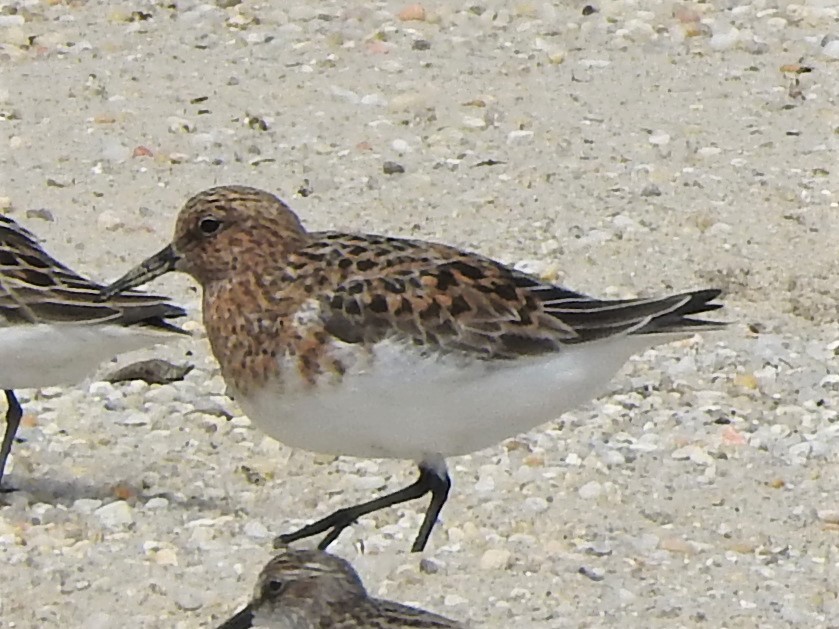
[98,244,179,300]
[215,605,256,629]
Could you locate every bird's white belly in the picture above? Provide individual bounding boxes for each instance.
[0,323,176,389]
[237,335,664,461]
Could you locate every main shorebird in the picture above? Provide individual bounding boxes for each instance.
[0,214,185,488]
[101,185,724,551]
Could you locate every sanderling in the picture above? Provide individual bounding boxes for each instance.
[101,185,724,551]
[216,548,464,629]
[0,214,186,488]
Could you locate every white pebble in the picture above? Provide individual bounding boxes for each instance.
[462,116,487,129]
[789,442,811,460]
[88,381,117,397]
[480,548,512,570]
[648,131,670,146]
[96,211,124,232]
[167,117,195,133]
[391,139,411,153]
[94,501,134,529]
[174,590,204,611]
[766,17,787,31]
[474,475,495,493]
[352,475,385,491]
[444,594,469,607]
[0,15,25,27]
[565,452,582,466]
[154,548,179,566]
[823,40,839,60]
[243,520,270,539]
[817,510,839,524]
[578,481,602,499]
[524,496,549,514]
[709,27,740,51]
[697,146,722,157]
[73,499,102,514]
[361,93,387,106]
[144,497,169,510]
[507,130,534,144]
[117,413,148,426]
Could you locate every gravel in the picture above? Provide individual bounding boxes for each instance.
[1,0,839,627]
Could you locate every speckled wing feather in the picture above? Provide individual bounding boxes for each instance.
[0,215,185,331]
[366,599,467,628]
[291,232,723,359]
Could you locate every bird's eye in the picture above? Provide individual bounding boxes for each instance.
[199,217,222,235]
[266,579,284,594]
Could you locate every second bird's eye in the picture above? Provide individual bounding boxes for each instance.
[199,217,222,235]
[266,579,284,594]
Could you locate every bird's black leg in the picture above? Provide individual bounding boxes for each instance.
[276,462,451,553]
[0,390,23,492]
[411,468,451,552]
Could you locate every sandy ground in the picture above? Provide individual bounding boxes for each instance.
[1,1,839,627]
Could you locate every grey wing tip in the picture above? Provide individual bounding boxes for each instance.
[657,287,728,332]
[147,302,190,335]
[122,297,190,334]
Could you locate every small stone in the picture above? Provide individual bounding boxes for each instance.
[73,499,103,514]
[97,210,124,232]
[412,39,431,51]
[0,15,26,27]
[144,497,169,510]
[154,548,179,566]
[106,359,193,385]
[507,130,534,144]
[462,116,487,129]
[578,481,602,499]
[419,558,442,574]
[523,496,549,514]
[697,146,722,157]
[648,131,670,146]
[578,566,604,581]
[244,520,270,539]
[174,590,204,612]
[710,27,740,51]
[116,413,148,427]
[817,510,839,524]
[660,536,696,554]
[734,373,759,390]
[0,26,28,47]
[391,139,411,153]
[398,4,426,21]
[480,548,512,570]
[26,208,54,222]
[167,117,195,134]
[821,40,839,59]
[443,594,468,607]
[94,501,134,529]
[640,184,661,197]
[383,161,405,175]
[474,475,495,492]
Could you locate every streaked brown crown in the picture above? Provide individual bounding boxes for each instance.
[173,185,309,284]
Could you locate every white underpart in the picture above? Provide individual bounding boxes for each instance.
[238,333,688,462]
[0,323,177,389]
